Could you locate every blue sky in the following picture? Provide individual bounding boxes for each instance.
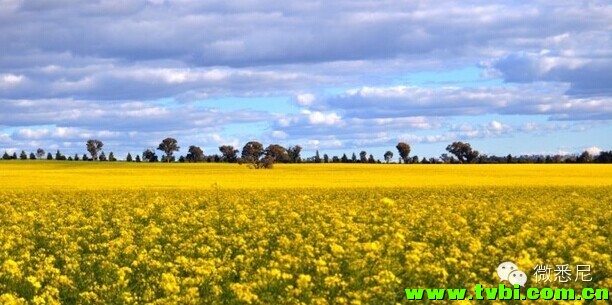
[1,0,610,159]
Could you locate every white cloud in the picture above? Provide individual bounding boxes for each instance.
[271,130,288,139]
[302,110,343,126]
[0,73,25,88]
[295,93,315,106]
[585,146,602,155]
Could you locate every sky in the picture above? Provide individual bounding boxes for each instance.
[1,0,611,160]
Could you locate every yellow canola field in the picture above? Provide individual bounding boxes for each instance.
[0,162,611,190]
[0,163,610,304]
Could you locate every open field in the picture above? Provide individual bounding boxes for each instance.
[1,162,611,190]
[0,163,610,304]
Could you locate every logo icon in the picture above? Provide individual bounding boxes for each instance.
[497,261,527,286]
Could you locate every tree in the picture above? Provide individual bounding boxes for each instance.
[359,151,367,163]
[135,155,141,162]
[368,154,376,163]
[241,141,264,164]
[142,149,158,162]
[19,151,27,160]
[86,139,104,161]
[74,154,80,161]
[108,152,117,162]
[341,153,349,163]
[351,152,357,163]
[396,142,411,164]
[384,151,394,163]
[323,154,329,163]
[219,145,239,163]
[506,154,513,164]
[11,152,17,159]
[287,145,302,163]
[82,154,89,161]
[126,153,133,162]
[46,152,53,160]
[577,151,593,163]
[187,146,204,162]
[411,155,419,164]
[596,151,612,163]
[265,144,289,163]
[157,138,179,163]
[446,141,479,163]
[1,152,9,160]
[314,150,321,163]
[99,152,107,161]
[29,152,36,160]
[55,150,65,161]
[332,155,340,163]
[36,148,45,159]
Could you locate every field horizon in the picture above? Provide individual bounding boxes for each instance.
[1,162,611,190]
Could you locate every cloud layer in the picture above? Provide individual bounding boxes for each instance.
[1,0,610,157]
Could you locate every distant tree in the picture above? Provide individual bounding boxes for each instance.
[10,152,17,159]
[439,153,451,164]
[241,141,264,165]
[265,144,289,163]
[332,155,340,163]
[187,146,204,162]
[74,153,80,161]
[323,154,329,163]
[99,152,107,161]
[55,150,65,161]
[287,145,302,163]
[1,152,9,160]
[596,151,612,163]
[82,154,89,161]
[446,141,479,163]
[68,156,73,161]
[46,152,53,160]
[368,154,376,163]
[36,148,45,159]
[384,151,394,163]
[411,156,419,164]
[545,155,553,163]
[108,152,117,162]
[396,142,411,164]
[126,153,133,162]
[86,139,104,161]
[359,151,367,163]
[142,149,158,162]
[219,145,239,163]
[242,141,264,163]
[577,151,593,163]
[351,152,357,163]
[341,153,349,163]
[314,150,321,163]
[135,155,141,162]
[421,157,428,164]
[29,152,36,160]
[19,150,28,160]
[157,138,179,163]
[178,156,185,162]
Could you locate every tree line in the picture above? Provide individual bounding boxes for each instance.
[2,138,611,166]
